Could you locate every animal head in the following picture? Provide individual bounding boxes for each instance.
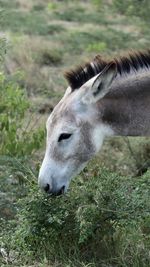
[38,61,117,195]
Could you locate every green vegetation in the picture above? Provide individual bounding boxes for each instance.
[0,0,150,266]
[34,48,63,66]
[0,73,45,156]
[0,38,6,63]
[113,0,150,21]
[1,10,49,35]
[64,28,140,55]
[1,165,150,266]
[0,0,17,9]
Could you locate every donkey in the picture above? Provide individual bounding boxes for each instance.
[38,51,150,195]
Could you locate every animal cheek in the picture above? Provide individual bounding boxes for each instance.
[51,146,67,162]
[75,116,83,127]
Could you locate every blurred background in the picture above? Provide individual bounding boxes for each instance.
[0,1,150,266]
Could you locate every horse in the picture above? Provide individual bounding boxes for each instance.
[38,50,150,195]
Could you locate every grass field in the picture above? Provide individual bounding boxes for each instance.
[0,0,150,266]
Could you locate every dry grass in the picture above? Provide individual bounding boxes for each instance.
[5,36,65,97]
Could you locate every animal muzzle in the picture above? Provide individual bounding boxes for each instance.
[43,183,66,195]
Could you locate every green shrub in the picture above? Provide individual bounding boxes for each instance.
[6,168,150,266]
[0,10,50,36]
[47,24,66,34]
[93,0,150,22]
[32,3,45,12]
[0,73,45,156]
[86,42,107,52]
[34,48,63,66]
[0,38,7,63]
[63,28,137,54]
[0,0,18,9]
[47,2,58,11]
[113,0,150,21]
[53,6,106,24]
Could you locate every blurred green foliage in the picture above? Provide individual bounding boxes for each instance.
[93,0,150,22]
[34,48,63,66]
[0,73,45,156]
[87,42,107,52]
[114,0,150,21]
[0,38,7,63]
[0,10,49,35]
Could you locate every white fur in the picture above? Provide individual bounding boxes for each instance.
[39,123,114,192]
[92,124,114,153]
[38,154,70,193]
[38,151,86,193]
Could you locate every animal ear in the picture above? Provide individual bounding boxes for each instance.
[82,62,117,104]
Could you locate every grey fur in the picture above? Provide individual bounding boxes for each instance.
[100,69,150,136]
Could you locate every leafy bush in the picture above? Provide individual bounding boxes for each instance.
[62,27,140,55]
[86,42,107,52]
[0,37,7,63]
[0,10,50,35]
[53,6,106,24]
[0,73,45,156]
[6,167,150,266]
[47,24,66,35]
[0,0,18,9]
[34,48,63,66]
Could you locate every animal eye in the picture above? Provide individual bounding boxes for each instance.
[58,133,72,142]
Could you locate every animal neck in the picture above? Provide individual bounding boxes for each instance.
[100,68,150,136]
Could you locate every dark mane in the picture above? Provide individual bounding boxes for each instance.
[64,50,150,90]
[115,50,150,75]
[64,56,108,90]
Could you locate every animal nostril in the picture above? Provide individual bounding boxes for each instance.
[56,185,65,196]
[61,185,65,194]
[44,183,50,193]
